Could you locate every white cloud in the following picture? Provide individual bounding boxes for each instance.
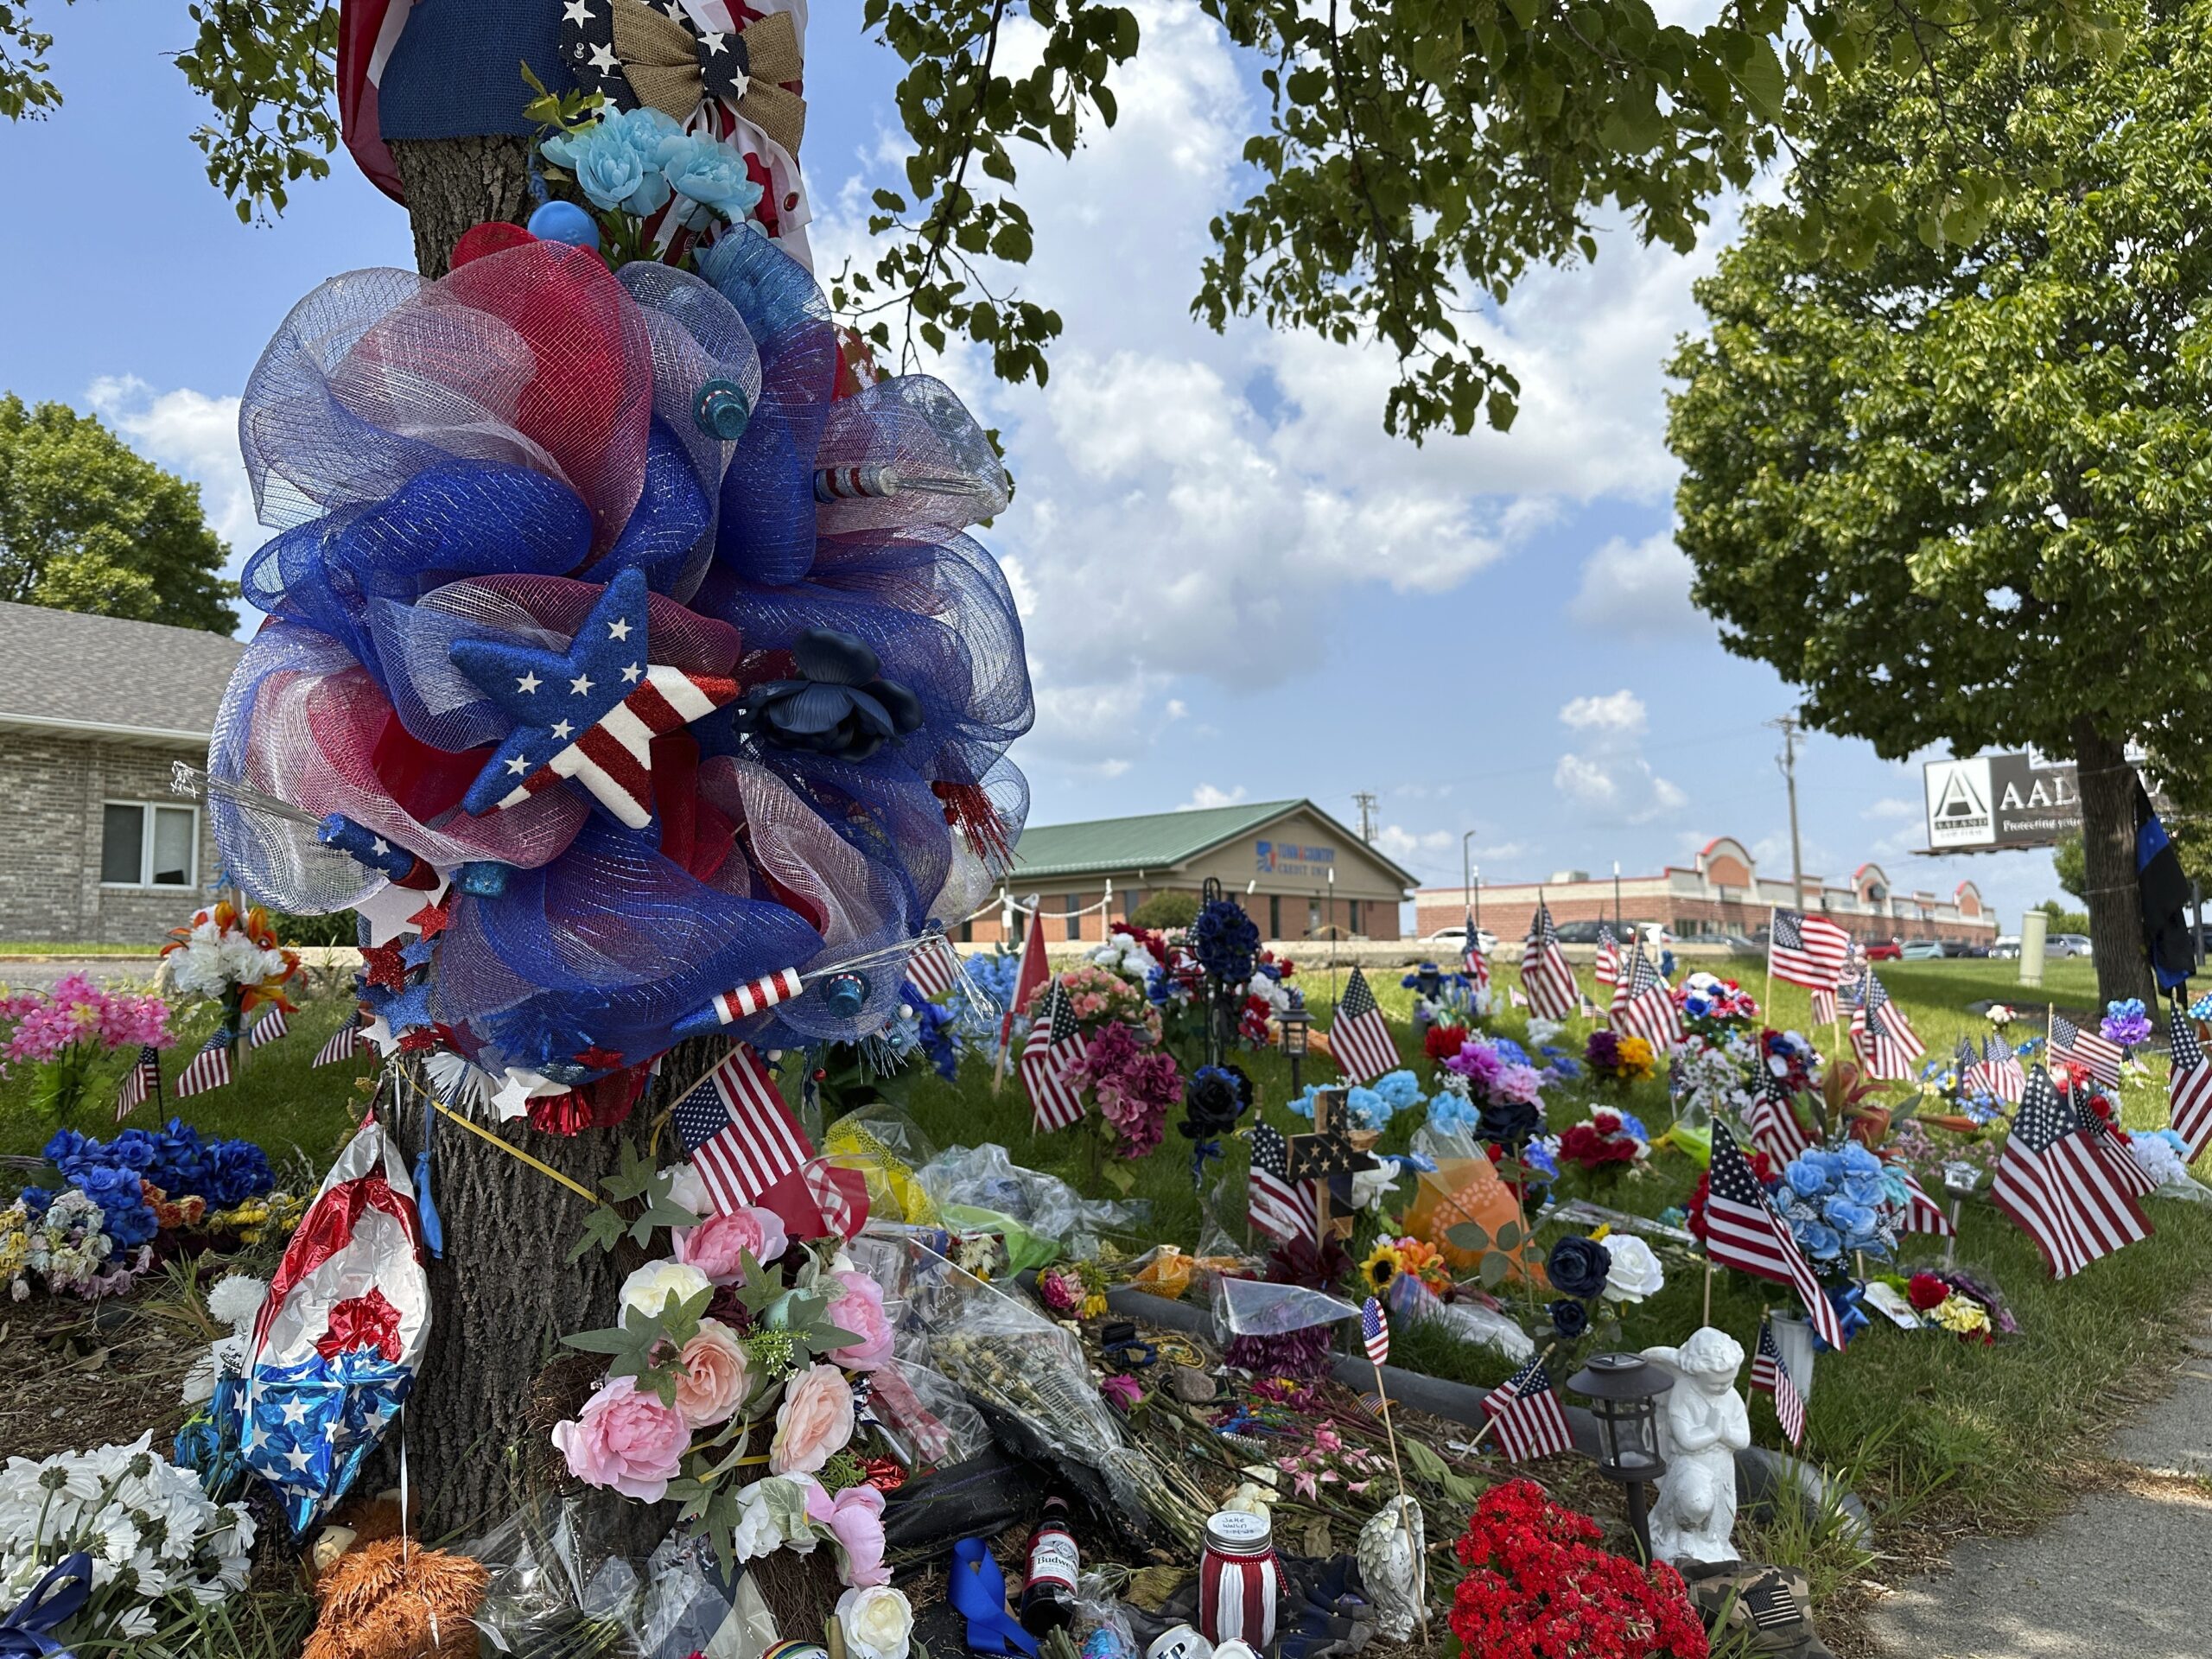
[1178,783,1248,811]
[1863,797,1919,821]
[1567,531,1704,636]
[85,376,264,602]
[1373,823,1456,873]
[1553,691,1683,824]
[1560,690,1649,734]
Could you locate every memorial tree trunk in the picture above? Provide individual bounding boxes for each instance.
[380,133,663,1543]
[2071,715,2157,1010]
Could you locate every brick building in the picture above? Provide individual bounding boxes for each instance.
[0,601,241,944]
[963,798,1416,945]
[1413,836,1994,947]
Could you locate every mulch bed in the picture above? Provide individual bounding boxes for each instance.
[0,1292,205,1461]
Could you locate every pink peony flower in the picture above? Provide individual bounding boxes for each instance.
[552,1375,690,1502]
[808,1477,890,1586]
[770,1363,855,1475]
[825,1271,894,1371]
[674,1319,752,1427]
[673,1205,788,1286]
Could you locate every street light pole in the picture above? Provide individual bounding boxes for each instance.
[1613,861,1622,934]
[1769,713,1807,911]
[1463,831,1476,924]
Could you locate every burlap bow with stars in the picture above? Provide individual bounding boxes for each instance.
[564,0,805,160]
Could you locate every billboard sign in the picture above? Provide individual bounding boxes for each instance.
[1923,752,2082,850]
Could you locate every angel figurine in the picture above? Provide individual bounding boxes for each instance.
[1638,1327,1751,1564]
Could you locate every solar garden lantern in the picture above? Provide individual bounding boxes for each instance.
[1568,1352,1673,1562]
[1940,1159,1983,1268]
[1278,1002,1310,1095]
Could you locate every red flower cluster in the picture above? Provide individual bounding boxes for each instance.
[1558,1122,1639,1172]
[1450,1481,1708,1659]
[1907,1272,1948,1313]
[1685,1147,1774,1242]
[1426,1024,1470,1061]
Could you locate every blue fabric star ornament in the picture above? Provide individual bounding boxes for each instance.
[448,568,740,830]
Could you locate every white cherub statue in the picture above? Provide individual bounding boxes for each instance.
[1638,1326,1751,1565]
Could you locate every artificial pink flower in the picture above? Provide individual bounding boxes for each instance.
[807,1478,889,1586]
[552,1375,690,1502]
[673,1319,751,1427]
[673,1205,789,1286]
[770,1363,855,1475]
[825,1271,895,1371]
[1100,1373,1142,1413]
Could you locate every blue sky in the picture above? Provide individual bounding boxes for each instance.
[0,2,2065,929]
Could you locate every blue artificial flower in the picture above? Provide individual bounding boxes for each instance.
[1783,1157,1831,1198]
[1792,1217,1841,1261]
[663,133,764,225]
[1684,995,1712,1019]
[1544,1052,1584,1081]
[1425,1092,1479,1136]
[1838,1142,1883,1178]
[75,1165,156,1249]
[1612,1109,1650,1142]
[1520,1141,1560,1183]
[735,629,925,761]
[42,1128,91,1174]
[1840,1173,1887,1209]
[1824,1198,1879,1248]
[1489,1036,1532,1068]
[1372,1070,1425,1115]
[543,117,666,215]
[1287,1084,1324,1122]
[203,1139,276,1209]
[1344,1087,1391,1132]
[18,1187,53,1217]
[1191,898,1261,984]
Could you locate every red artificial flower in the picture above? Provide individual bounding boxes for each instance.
[1426,1024,1469,1060]
[1558,1122,1638,1170]
[1907,1272,1950,1313]
[2087,1093,2116,1122]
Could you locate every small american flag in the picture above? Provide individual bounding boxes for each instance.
[1704,1123,1848,1349]
[1248,1122,1317,1249]
[1020,983,1090,1132]
[1611,947,1682,1052]
[1461,910,1490,991]
[672,1045,811,1214]
[1768,910,1852,994]
[2074,1087,2160,1201]
[1520,902,1580,1020]
[313,1020,362,1068]
[1889,1166,1955,1236]
[1991,1065,2152,1280]
[1749,1318,1806,1447]
[1482,1355,1573,1461]
[247,1005,289,1049]
[2050,1014,2123,1089]
[1361,1296,1391,1366]
[902,932,961,1001]
[2167,1003,2212,1160]
[1745,1074,1817,1164]
[1971,1033,2025,1103]
[174,1028,236,1099]
[1851,970,1924,1079]
[114,1045,161,1122]
[1328,968,1398,1086]
[1507,984,1529,1009]
[1809,981,1839,1027]
[1592,925,1621,988]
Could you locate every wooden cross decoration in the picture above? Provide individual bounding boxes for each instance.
[1287,1086,1378,1243]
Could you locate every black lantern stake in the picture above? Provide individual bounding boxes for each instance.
[1278,1001,1310,1096]
[1567,1352,1673,1563]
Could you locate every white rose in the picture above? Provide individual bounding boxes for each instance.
[619,1260,712,1319]
[1351,1157,1402,1212]
[839,1586,913,1659]
[664,1163,711,1220]
[1599,1235,1665,1303]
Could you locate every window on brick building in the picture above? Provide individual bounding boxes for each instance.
[1065,892,1082,939]
[1348,899,1362,933]
[103,803,197,887]
[1269,893,1281,938]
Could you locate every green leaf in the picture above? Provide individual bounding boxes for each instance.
[1445,1223,1491,1251]
[1478,1251,1512,1287]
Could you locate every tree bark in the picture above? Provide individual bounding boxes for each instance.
[391,137,537,279]
[2071,715,2157,1007]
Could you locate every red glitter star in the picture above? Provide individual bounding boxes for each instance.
[407,898,451,940]
[360,942,410,991]
[574,1044,626,1071]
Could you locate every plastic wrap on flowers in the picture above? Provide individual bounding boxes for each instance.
[207,226,1033,1077]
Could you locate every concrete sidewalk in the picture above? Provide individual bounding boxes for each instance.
[1865,1317,2212,1657]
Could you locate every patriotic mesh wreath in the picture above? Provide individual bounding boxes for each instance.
[207,226,1031,1099]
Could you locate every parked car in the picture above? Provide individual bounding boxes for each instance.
[1423,925,1500,955]
[1989,935,2021,959]
[1864,939,1904,961]
[1901,939,1946,960]
[1715,933,1762,954]
[2049,933,2094,957]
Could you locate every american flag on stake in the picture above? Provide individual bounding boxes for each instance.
[1612,946,1683,1052]
[1809,979,1840,1028]
[671,1045,811,1214]
[1021,983,1090,1132]
[1000,905,1052,1055]
[1328,968,1399,1085]
[2074,1085,2160,1201]
[1749,1317,1806,1448]
[2167,1002,2212,1160]
[1745,1074,1817,1165]
[1851,969,1925,1079]
[1520,900,1580,1020]
[313,1020,361,1069]
[1971,1033,2025,1103]
[2050,1014,2124,1090]
[1768,909,1852,994]
[247,1005,289,1049]
[1248,1122,1318,1250]
[1592,925,1621,989]
[1889,1166,1955,1236]
[1361,1296,1391,1366]
[1481,1355,1573,1461]
[1704,1122,1848,1350]
[901,932,961,1001]
[1508,985,1529,1009]
[115,1045,161,1122]
[174,1029,236,1100]
[1990,1065,2152,1280]
[1461,910,1490,992]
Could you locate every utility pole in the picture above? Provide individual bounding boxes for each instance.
[1768,713,1807,910]
[1352,791,1378,843]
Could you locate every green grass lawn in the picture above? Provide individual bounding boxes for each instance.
[5,949,2202,1560]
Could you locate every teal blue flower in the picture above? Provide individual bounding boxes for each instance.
[664,134,762,225]
[543,111,677,215]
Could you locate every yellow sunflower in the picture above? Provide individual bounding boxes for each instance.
[1360,1241,1405,1294]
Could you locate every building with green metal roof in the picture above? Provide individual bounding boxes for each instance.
[963,798,1415,944]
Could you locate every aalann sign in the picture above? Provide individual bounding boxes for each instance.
[1923,753,2082,851]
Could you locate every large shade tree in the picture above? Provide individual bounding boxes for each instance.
[1668,0,2212,1006]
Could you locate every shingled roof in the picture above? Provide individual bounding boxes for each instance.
[0,601,243,744]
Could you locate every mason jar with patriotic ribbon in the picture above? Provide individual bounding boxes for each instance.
[1198,1509,1281,1649]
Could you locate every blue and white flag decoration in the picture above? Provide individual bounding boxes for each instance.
[238,1119,430,1533]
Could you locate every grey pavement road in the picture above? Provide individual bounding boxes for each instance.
[1865,1316,2212,1657]
[0,957,165,991]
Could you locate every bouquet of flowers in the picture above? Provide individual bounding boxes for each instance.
[1675,971,1760,1038]
[1904,1269,2017,1343]
[160,902,299,1040]
[44,1122,276,1212]
[0,973,173,1122]
[2,1185,154,1300]
[1584,1028,1657,1088]
[2101,998,2153,1049]
[1071,1021,1183,1159]
[1553,1105,1652,1179]
[1448,1480,1707,1659]
[1773,1143,1896,1272]
[1290,1069,1424,1132]
[1029,962,1161,1042]
[534,102,767,269]
[0,1435,254,1643]
[1430,1033,1550,1150]
[1668,1030,1759,1125]
[1359,1234,1452,1298]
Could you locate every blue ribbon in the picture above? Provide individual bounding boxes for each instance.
[0,1552,92,1656]
[1190,1138,1222,1192]
[413,1109,443,1261]
[950,1538,1039,1656]
[1814,1284,1872,1353]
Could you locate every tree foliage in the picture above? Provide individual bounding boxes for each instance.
[0,395,238,633]
[1668,0,2212,1001]
[1,0,2127,438]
